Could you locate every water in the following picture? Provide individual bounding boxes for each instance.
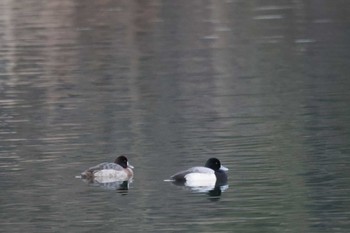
[1,0,350,232]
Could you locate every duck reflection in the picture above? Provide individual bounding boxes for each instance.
[82,177,131,193]
[170,180,229,197]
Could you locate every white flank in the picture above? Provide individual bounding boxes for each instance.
[184,173,216,187]
[93,169,127,181]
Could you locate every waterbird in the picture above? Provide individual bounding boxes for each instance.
[167,158,228,187]
[80,155,134,181]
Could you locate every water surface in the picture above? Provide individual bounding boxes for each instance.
[1,1,350,232]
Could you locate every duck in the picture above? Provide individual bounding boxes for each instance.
[81,155,134,181]
[169,158,228,187]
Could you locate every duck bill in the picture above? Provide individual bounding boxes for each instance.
[220,165,229,171]
[127,162,134,169]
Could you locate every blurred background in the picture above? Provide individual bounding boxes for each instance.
[0,0,349,232]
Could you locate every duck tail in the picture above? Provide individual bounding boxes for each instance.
[164,179,174,182]
[80,171,92,179]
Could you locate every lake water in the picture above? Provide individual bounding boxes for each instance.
[0,1,350,232]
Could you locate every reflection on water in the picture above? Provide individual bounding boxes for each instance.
[169,181,229,198]
[81,178,131,193]
[1,0,350,232]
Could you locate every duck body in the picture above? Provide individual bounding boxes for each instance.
[170,158,228,187]
[81,155,134,181]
